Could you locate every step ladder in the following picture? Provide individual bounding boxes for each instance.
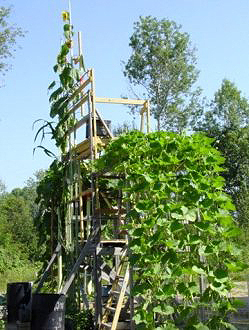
[100,256,130,329]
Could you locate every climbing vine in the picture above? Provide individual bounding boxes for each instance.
[34,10,84,154]
[96,131,244,329]
[34,10,245,329]
[34,11,86,289]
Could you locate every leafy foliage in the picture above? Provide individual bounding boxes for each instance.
[198,80,249,227]
[95,131,243,329]
[0,173,42,286]
[200,79,249,132]
[34,13,84,155]
[0,5,25,75]
[124,16,202,132]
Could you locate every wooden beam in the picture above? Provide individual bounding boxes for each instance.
[146,100,151,133]
[35,243,61,293]
[111,266,130,330]
[68,77,91,103]
[95,97,146,106]
[68,93,88,115]
[61,229,99,295]
[96,109,113,138]
[65,113,90,136]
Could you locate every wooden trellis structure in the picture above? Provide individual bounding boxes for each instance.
[36,64,150,329]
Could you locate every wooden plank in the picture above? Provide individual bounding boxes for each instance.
[146,100,151,133]
[68,77,91,102]
[140,112,144,132]
[97,247,125,256]
[35,243,61,293]
[95,97,146,106]
[61,229,99,295]
[111,266,130,330]
[68,189,93,203]
[96,109,113,138]
[91,70,98,159]
[68,93,88,115]
[65,113,90,136]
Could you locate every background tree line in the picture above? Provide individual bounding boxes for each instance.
[0,173,44,291]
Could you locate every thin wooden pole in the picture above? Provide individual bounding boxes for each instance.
[57,207,63,292]
[90,69,98,159]
[35,244,61,293]
[140,112,144,132]
[87,89,94,162]
[78,31,85,116]
[61,229,99,295]
[146,100,151,133]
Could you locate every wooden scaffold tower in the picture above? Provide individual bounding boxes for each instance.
[36,37,150,328]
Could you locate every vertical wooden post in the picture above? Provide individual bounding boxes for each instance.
[86,196,91,239]
[87,89,94,162]
[146,100,150,133]
[57,247,63,292]
[140,110,144,132]
[93,250,102,327]
[78,31,85,116]
[57,207,63,292]
[90,69,98,159]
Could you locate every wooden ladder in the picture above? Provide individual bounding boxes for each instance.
[100,256,130,330]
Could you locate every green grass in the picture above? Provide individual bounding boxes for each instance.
[0,262,41,293]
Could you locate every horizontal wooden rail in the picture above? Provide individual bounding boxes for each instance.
[68,93,88,115]
[65,113,90,136]
[68,77,91,103]
[95,97,146,106]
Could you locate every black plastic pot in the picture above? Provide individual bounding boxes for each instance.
[7,282,32,326]
[31,293,65,330]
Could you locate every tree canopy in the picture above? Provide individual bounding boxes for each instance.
[124,16,201,132]
[198,79,249,227]
[0,5,24,75]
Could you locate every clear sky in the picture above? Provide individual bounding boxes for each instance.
[1,0,249,191]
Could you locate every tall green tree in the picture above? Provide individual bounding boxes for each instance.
[0,5,24,75]
[0,179,6,195]
[199,79,249,227]
[124,16,201,132]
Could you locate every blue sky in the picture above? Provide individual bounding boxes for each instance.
[1,0,249,191]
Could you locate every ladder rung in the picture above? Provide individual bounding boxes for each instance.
[101,322,130,329]
[106,306,116,312]
[116,275,124,279]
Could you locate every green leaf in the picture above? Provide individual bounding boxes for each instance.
[133,313,143,324]
[192,265,206,275]
[194,323,209,330]
[49,87,63,103]
[63,23,71,32]
[48,80,56,90]
[153,305,174,315]
[214,268,228,283]
[170,220,184,232]
[220,322,237,330]
[194,221,210,231]
[223,227,241,238]
[132,227,143,236]
[162,284,175,296]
